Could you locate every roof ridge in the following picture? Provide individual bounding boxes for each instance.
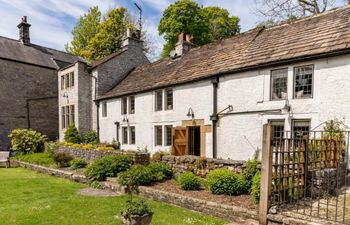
[0,35,81,59]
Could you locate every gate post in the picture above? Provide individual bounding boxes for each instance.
[259,124,273,225]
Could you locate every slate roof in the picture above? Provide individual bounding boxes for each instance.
[91,49,126,68]
[0,36,84,69]
[99,5,350,100]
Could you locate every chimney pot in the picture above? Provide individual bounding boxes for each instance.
[174,32,195,57]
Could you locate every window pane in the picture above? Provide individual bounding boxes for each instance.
[70,72,74,87]
[130,126,136,144]
[165,125,172,146]
[122,97,127,115]
[61,107,65,129]
[270,120,284,140]
[155,91,163,111]
[294,66,313,98]
[155,126,163,146]
[165,89,173,110]
[65,74,69,88]
[122,127,128,144]
[61,76,65,90]
[102,102,107,117]
[70,105,75,125]
[293,120,310,138]
[271,69,288,100]
[129,96,135,114]
[66,106,70,127]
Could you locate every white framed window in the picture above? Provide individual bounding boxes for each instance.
[122,127,128,144]
[61,75,65,90]
[70,72,74,87]
[294,65,313,99]
[70,105,75,124]
[269,120,285,140]
[155,90,163,111]
[154,126,163,146]
[121,97,127,115]
[102,102,107,117]
[271,69,288,100]
[292,120,310,138]
[129,126,136,144]
[165,89,173,110]
[129,96,135,114]
[61,107,66,129]
[61,105,75,129]
[165,125,173,146]
[65,73,69,88]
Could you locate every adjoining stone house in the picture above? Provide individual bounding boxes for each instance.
[61,5,350,160]
[0,16,83,150]
[58,30,149,139]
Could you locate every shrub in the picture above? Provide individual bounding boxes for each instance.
[121,199,152,218]
[82,144,94,149]
[44,142,59,158]
[243,160,260,192]
[118,165,153,186]
[14,152,54,166]
[53,152,73,168]
[251,171,261,203]
[70,158,87,170]
[96,146,115,151]
[85,155,132,181]
[148,162,173,182]
[64,124,80,144]
[8,129,48,154]
[205,169,246,196]
[177,171,201,190]
[83,131,99,144]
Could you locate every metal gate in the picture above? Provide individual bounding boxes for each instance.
[268,128,350,224]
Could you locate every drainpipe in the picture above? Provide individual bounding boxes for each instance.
[210,77,219,158]
[96,101,100,140]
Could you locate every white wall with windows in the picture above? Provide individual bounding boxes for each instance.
[99,80,213,154]
[99,54,350,160]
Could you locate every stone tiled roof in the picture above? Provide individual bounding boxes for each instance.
[91,49,125,68]
[99,5,350,100]
[0,36,84,69]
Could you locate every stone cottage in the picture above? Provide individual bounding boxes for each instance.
[0,16,82,150]
[61,5,350,160]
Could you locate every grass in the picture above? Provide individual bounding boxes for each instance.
[13,152,55,167]
[0,168,226,225]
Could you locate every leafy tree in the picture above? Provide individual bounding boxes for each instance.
[66,7,150,61]
[158,0,240,57]
[84,7,129,61]
[65,6,101,58]
[202,6,240,42]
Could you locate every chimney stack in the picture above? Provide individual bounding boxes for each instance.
[122,28,143,51]
[17,16,31,45]
[174,33,195,57]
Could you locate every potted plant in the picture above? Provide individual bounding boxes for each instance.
[119,169,153,225]
[121,199,153,225]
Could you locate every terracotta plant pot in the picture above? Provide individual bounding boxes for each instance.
[122,213,153,225]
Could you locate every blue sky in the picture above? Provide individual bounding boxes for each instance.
[0,0,269,58]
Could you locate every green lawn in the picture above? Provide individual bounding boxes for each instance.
[0,168,226,225]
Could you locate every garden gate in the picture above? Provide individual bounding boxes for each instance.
[259,124,350,224]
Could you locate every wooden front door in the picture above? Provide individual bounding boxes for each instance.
[172,127,189,156]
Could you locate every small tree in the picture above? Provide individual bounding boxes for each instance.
[83,130,99,144]
[64,124,80,144]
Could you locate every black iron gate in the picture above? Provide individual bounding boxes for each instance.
[269,130,350,224]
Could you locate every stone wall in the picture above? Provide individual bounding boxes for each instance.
[161,155,250,177]
[56,146,150,165]
[0,59,58,150]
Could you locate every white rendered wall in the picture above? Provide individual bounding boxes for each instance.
[99,80,213,155]
[99,54,350,159]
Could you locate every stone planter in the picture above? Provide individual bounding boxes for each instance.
[122,213,153,225]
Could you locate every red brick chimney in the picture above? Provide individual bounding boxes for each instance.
[175,33,195,57]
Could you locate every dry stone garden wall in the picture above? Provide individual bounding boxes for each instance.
[56,146,150,165]
[160,155,252,177]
